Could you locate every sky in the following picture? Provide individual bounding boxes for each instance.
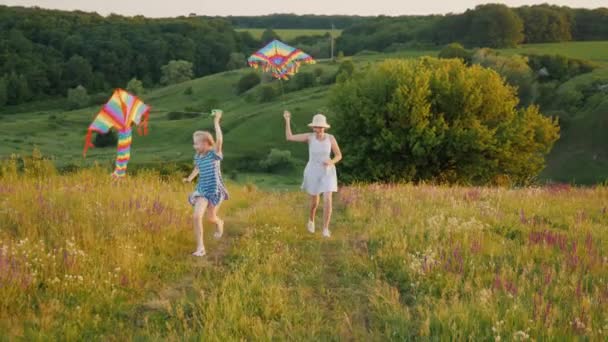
[0,0,604,17]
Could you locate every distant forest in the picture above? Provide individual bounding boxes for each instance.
[215,14,371,29]
[337,5,608,54]
[1,4,607,106]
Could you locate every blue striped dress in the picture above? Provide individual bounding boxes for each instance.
[188,150,229,206]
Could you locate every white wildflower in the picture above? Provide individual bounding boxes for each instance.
[513,331,529,340]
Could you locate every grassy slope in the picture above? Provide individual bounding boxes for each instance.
[1,169,607,339]
[1,41,608,184]
[502,41,608,63]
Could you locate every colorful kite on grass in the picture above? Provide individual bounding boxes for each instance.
[248,39,315,80]
[83,89,151,178]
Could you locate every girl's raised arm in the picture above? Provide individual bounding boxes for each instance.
[214,110,223,155]
[284,111,309,143]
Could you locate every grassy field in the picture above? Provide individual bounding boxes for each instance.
[1,163,607,339]
[503,41,608,63]
[236,28,342,40]
[1,41,608,184]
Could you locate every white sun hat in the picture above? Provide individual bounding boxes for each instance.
[308,114,331,128]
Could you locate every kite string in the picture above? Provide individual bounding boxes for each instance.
[278,78,298,131]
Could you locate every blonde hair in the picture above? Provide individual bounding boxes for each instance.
[193,131,215,146]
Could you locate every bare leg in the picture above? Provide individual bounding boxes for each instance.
[309,195,320,222]
[306,195,320,233]
[206,202,224,239]
[192,198,208,256]
[322,192,333,237]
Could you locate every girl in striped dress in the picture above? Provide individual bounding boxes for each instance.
[183,110,229,257]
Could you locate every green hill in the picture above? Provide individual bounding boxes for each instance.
[2,41,608,184]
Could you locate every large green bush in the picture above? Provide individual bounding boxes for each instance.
[258,84,278,102]
[66,85,90,110]
[259,149,295,172]
[471,49,538,106]
[160,60,194,85]
[126,78,144,96]
[438,43,472,64]
[330,57,560,185]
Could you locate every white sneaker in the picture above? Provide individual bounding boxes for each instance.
[322,229,331,238]
[192,249,206,257]
[307,221,315,233]
[214,219,224,239]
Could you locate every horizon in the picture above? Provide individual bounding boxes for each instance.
[0,0,605,18]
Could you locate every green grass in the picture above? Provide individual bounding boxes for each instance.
[236,28,342,40]
[503,41,608,63]
[1,166,607,339]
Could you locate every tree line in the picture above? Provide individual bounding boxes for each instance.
[215,14,371,29]
[0,6,260,107]
[1,4,607,107]
[338,4,608,54]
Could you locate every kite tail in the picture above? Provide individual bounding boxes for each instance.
[112,128,133,178]
[83,130,95,157]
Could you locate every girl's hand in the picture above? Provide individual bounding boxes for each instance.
[183,178,190,183]
[283,111,291,120]
[323,160,334,167]
[213,110,223,121]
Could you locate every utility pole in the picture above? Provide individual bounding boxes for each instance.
[330,23,335,61]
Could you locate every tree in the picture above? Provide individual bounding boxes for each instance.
[517,5,572,43]
[467,4,525,48]
[237,72,261,94]
[438,43,472,64]
[160,60,194,85]
[5,73,32,105]
[329,57,559,185]
[126,78,144,96]
[259,149,295,172]
[261,28,281,43]
[471,49,538,106]
[62,55,94,89]
[67,85,90,110]
[572,8,608,41]
[226,52,246,70]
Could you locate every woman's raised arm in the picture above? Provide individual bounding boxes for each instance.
[284,111,309,143]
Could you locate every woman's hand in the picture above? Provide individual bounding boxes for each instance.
[283,111,291,120]
[183,178,191,183]
[323,160,334,167]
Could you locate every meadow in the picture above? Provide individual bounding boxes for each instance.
[1,159,607,339]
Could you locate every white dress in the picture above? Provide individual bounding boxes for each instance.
[302,134,338,195]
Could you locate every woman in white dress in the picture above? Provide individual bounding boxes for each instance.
[283,111,342,238]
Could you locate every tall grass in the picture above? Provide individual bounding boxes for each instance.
[1,159,607,339]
